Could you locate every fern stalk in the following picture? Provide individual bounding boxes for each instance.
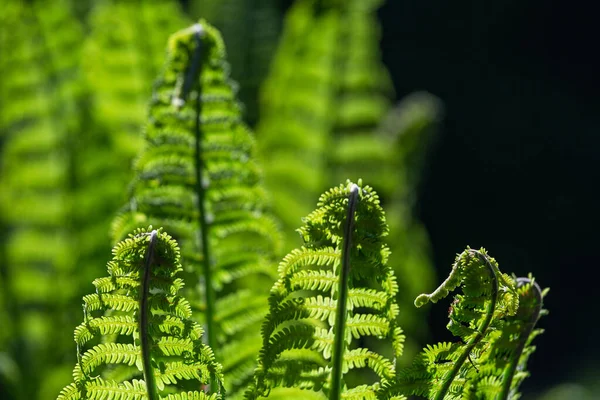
[186,25,219,390]
[329,184,359,400]
[140,230,159,400]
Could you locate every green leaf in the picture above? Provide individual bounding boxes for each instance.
[112,21,282,398]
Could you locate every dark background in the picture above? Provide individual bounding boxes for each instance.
[377,0,599,396]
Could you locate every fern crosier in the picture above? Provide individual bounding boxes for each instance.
[58,228,224,400]
[112,21,281,398]
[246,181,405,400]
[381,249,545,400]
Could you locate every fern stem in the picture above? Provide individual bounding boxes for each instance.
[499,278,543,400]
[329,184,360,400]
[434,250,499,400]
[140,230,159,400]
[187,24,219,391]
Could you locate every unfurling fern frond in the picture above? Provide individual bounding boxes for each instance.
[255,0,439,366]
[246,181,405,400]
[112,21,281,398]
[58,228,224,400]
[381,249,546,400]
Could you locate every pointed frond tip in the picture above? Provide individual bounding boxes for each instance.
[58,227,224,400]
[247,181,403,400]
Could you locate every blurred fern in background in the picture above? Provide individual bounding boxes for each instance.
[0,1,84,398]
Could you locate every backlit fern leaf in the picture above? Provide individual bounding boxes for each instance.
[246,181,404,400]
[112,21,282,399]
[380,249,546,400]
[255,0,441,366]
[57,228,224,400]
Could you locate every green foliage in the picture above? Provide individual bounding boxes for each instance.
[255,0,440,365]
[84,0,188,160]
[0,3,550,400]
[57,228,224,400]
[77,0,188,278]
[112,21,281,399]
[380,249,546,400]
[0,1,86,397]
[246,181,404,400]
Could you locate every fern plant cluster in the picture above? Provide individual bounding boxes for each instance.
[0,1,547,400]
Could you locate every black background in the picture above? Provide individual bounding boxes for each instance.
[378,0,599,396]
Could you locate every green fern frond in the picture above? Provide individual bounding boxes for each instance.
[255,0,441,367]
[58,228,224,400]
[112,21,282,398]
[246,181,404,400]
[380,249,546,400]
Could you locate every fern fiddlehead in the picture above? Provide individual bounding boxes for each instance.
[112,21,281,398]
[485,277,546,400]
[247,181,404,400]
[58,227,224,400]
[381,249,545,400]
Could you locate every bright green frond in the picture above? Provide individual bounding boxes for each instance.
[111,21,281,398]
[247,181,403,399]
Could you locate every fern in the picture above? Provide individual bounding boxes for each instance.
[246,181,404,400]
[190,0,282,126]
[75,0,188,290]
[0,1,86,397]
[112,21,281,398]
[380,249,546,400]
[255,0,440,366]
[57,228,224,400]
